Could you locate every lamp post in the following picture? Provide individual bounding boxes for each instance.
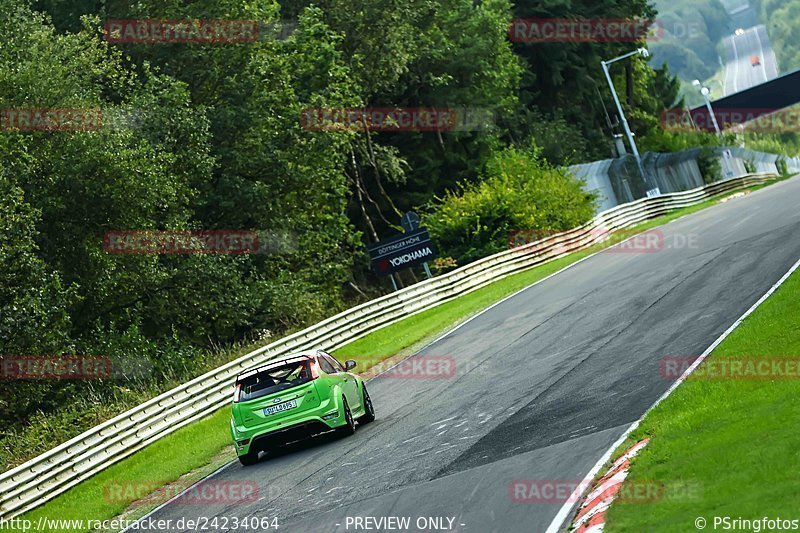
[692,80,723,137]
[601,48,656,194]
[693,79,734,178]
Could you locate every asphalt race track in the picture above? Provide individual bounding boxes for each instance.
[137,176,800,532]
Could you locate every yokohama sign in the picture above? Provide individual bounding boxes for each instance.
[367,228,438,277]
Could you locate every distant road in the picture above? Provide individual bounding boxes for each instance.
[718,0,750,15]
[722,24,779,96]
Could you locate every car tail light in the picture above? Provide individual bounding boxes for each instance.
[233,383,242,403]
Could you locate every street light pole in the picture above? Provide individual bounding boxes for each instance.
[692,79,735,178]
[601,48,654,193]
[693,80,722,138]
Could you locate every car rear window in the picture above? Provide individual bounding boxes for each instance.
[237,360,311,402]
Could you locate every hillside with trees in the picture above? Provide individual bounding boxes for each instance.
[648,0,732,82]
[2,0,686,467]
[753,0,800,72]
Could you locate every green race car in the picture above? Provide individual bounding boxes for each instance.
[230,350,375,466]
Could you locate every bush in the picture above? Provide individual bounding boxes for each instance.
[697,148,722,184]
[519,110,593,165]
[639,129,725,153]
[744,131,800,157]
[777,157,789,176]
[423,147,597,266]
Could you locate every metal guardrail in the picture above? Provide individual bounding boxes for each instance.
[0,172,777,519]
[570,146,800,213]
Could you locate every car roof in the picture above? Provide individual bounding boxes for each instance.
[235,351,323,382]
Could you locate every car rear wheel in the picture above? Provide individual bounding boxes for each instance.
[237,449,259,466]
[357,385,375,425]
[338,397,356,436]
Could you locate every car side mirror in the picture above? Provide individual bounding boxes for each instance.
[344,359,356,371]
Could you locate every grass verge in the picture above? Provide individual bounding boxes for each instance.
[605,255,800,531]
[10,178,782,532]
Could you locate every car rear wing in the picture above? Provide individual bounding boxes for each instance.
[235,353,320,383]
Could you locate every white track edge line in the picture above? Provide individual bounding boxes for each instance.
[544,253,800,533]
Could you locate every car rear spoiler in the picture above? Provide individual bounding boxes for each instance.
[235,354,315,383]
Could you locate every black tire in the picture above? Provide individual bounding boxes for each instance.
[357,385,375,425]
[337,397,356,436]
[237,449,259,466]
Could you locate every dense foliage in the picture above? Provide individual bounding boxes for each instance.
[0,0,363,441]
[1,0,687,465]
[744,130,800,157]
[424,148,597,266]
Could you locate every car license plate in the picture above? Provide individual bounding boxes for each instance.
[264,399,297,416]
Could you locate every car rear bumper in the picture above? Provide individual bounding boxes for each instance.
[248,420,332,452]
[231,397,345,456]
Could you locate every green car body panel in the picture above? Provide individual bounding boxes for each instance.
[230,351,374,465]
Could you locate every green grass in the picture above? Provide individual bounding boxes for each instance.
[12,410,233,532]
[9,180,777,532]
[605,259,800,531]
